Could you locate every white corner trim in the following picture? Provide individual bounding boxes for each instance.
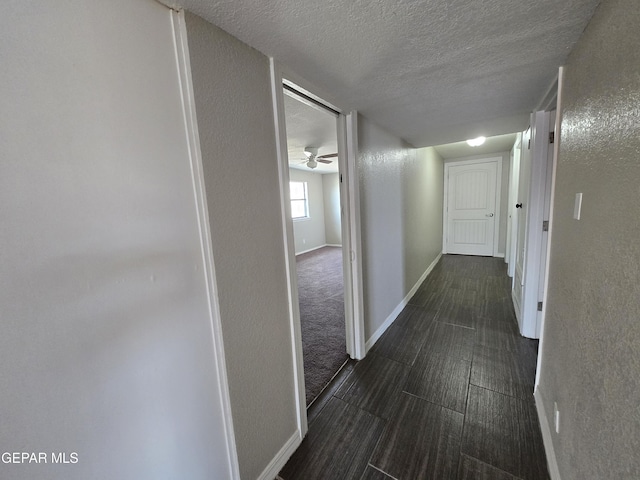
[257,431,302,480]
[495,253,505,258]
[171,10,240,479]
[534,388,561,480]
[365,253,442,351]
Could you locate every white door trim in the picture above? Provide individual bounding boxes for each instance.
[171,10,240,479]
[269,60,308,440]
[535,67,564,388]
[344,112,366,360]
[269,59,365,443]
[442,156,503,257]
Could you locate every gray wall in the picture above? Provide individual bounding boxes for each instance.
[538,0,640,477]
[323,173,342,245]
[443,151,511,256]
[358,114,444,341]
[0,1,233,479]
[289,169,327,253]
[185,13,297,479]
[405,148,445,287]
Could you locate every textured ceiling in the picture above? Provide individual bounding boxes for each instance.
[284,93,339,174]
[177,0,600,147]
[434,133,517,159]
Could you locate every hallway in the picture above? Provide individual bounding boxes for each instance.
[279,255,549,480]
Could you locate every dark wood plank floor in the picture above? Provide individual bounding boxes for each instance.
[278,255,549,480]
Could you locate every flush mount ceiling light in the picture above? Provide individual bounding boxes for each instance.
[466,136,486,147]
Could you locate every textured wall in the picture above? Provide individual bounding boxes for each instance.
[443,151,511,256]
[538,0,640,477]
[358,115,444,340]
[289,169,326,253]
[0,1,233,478]
[323,173,343,245]
[184,12,297,479]
[403,148,444,288]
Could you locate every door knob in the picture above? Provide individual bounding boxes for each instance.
[486,213,494,217]
[515,203,523,208]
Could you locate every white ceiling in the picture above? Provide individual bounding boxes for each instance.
[434,133,518,159]
[177,0,599,147]
[284,92,339,174]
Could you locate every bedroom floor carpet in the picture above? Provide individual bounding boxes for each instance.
[296,246,348,406]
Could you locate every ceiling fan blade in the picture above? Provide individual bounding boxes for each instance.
[317,159,333,164]
[317,153,338,159]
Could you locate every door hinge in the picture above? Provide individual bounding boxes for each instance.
[528,139,531,149]
[542,220,549,232]
[549,132,555,143]
[537,301,543,311]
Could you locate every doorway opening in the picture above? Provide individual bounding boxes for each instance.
[270,60,365,437]
[282,90,349,406]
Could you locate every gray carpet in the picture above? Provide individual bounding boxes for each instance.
[296,246,348,406]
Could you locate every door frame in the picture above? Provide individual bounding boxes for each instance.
[535,67,564,387]
[442,156,503,257]
[269,59,365,440]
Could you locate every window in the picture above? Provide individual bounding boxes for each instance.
[290,181,309,220]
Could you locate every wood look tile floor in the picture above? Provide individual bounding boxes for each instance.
[278,255,550,480]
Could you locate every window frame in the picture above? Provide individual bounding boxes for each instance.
[289,181,310,220]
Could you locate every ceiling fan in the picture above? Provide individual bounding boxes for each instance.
[301,146,337,169]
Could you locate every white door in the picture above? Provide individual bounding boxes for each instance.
[506,134,522,278]
[444,158,501,256]
[535,113,556,331]
[512,110,553,338]
[513,127,531,328]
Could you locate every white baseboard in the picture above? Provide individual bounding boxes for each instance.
[365,253,442,351]
[295,244,326,255]
[511,290,522,329]
[295,243,342,256]
[365,298,405,352]
[257,430,302,480]
[495,252,505,258]
[534,388,561,480]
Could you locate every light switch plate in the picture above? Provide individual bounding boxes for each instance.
[573,193,583,220]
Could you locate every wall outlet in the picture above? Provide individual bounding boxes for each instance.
[554,402,560,434]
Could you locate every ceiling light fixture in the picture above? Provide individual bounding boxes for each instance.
[466,136,486,147]
[303,146,318,158]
